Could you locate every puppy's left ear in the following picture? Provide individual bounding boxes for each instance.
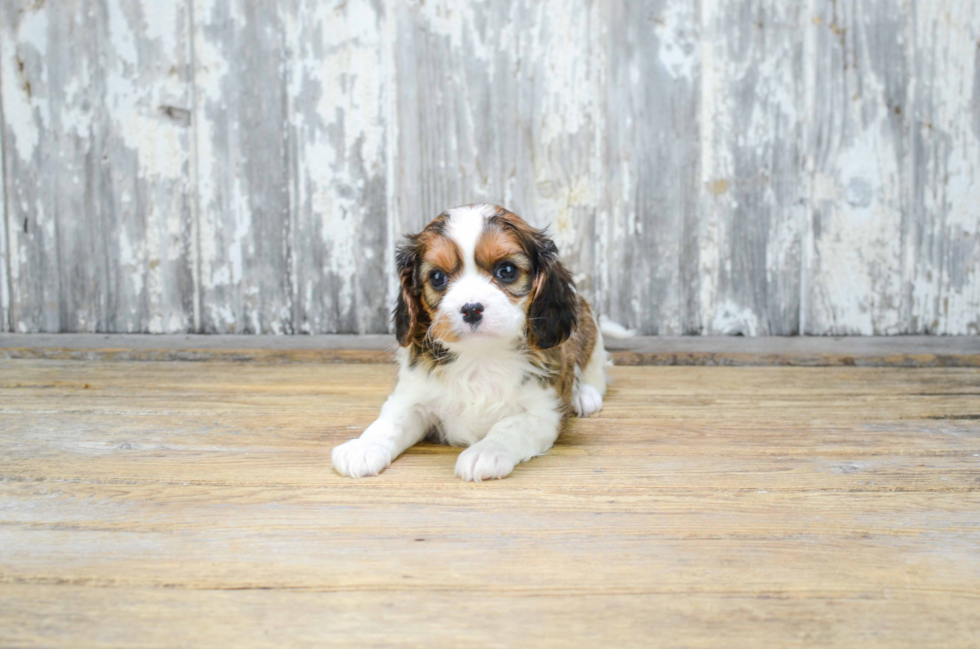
[528,231,577,349]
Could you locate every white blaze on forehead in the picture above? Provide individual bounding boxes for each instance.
[445,204,496,272]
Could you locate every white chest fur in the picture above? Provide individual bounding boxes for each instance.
[396,348,558,447]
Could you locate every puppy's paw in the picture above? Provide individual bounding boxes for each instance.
[455,442,517,482]
[332,439,392,478]
[573,384,603,417]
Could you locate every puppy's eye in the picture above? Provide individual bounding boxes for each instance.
[430,270,448,290]
[494,262,519,283]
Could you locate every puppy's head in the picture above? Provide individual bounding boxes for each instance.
[394,204,577,351]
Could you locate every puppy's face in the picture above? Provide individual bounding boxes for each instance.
[395,204,576,352]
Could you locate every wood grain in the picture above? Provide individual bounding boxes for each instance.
[0,101,7,332]
[192,0,390,335]
[390,0,599,302]
[285,0,390,335]
[2,0,980,335]
[907,1,980,335]
[1,358,979,646]
[802,1,980,335]
[597,0,701,335]
[192,0,293,334]
[1,332,978,367]
[805,0,911,335]
[699,0,806,335]
[0,0,197,334]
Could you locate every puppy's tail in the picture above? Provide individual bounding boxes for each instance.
[599,316,636,339]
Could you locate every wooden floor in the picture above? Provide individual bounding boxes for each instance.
[2,356,979,647]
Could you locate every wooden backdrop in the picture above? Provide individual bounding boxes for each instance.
[2,0,978,335]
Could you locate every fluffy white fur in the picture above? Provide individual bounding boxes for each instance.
[598,315,636,339]
[332,204,611,482]
[333,344,564,481]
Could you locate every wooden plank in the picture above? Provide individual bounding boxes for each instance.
[0,1,70,333]
[192,0,293,333]
[1,1,62,333]
[390,0,599,300]
[1,0,979,338]
[0,333,977,366]
[699,0,806,335]
[0,92,8,332]
[2,586,978,648]
[0,360,978,646]
[804,0,912,334]
[907,1,980,335]
[98,0,197,334]
[596,0,700,335]
[284,0,389,334]
[193,0,389,335]
[0,0,196,334]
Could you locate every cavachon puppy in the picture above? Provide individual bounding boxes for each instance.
[332,204,631,482]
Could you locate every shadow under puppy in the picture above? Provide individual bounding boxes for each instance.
[332,204,629,482]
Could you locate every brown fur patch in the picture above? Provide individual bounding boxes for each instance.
[407,338,457,372]
[423,235,462,276]
[474,227,525,271]
[525,296,597,418]
[428,311,461,344]
[573,297,598,369]
[394,213,451,348]
[486,205,542,246]
[402,216,464,340]
[474,224,533,300]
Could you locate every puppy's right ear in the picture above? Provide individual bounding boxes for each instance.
[393,235,426,347]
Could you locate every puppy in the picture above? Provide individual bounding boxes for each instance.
[332,204,621,482]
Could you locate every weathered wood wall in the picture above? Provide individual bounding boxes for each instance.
[2,0,978,335]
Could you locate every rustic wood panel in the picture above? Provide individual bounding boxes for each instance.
[390,0,599,300]
[596,0,701,335]
[192,0,293,333]
[698,0,806,335]
[284,0,389,334]
[907,1,980,335]
[0,0,196,334]
[193,0,389,334]
[1,359,979,645]
[1,1,76,333]
[3,586,980,648]
[2,0,980,335]
[0,112,8,332]
[804,0,913,334]
[3,332,979,366]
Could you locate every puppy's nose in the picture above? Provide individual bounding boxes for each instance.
[461,302,484,325]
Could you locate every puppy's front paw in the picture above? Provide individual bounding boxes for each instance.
[332,439,392,478]
[455,442,517,482]
[573,384,603,417]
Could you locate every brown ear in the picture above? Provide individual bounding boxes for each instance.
[393,235,429,347]
[527,230,577,349]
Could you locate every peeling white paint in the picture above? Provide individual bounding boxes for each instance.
[910,0,980,335]
[191,0,225,301]
[654,1,699,81]
[697,0,808,335]
[107,0,138,66]
[0,117,7,331]
[2,0,979,334]
[698,0,733,332]
[527,0,597,297]
[417,1,492,64]
[806,0,909,335]
[711,299,762,336]
[284,0,388,333]
[1,7,47,163]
